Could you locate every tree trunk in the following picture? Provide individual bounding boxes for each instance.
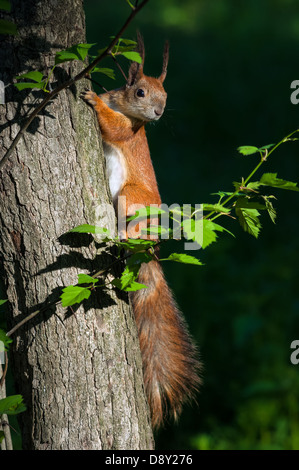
[0,0,153,450]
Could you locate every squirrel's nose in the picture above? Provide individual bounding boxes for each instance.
[154,108,163,117]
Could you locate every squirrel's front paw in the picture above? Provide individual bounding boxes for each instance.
[80,89,98,106]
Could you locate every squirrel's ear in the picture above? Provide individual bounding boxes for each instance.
[159,40,169,83]
[127,31,145,87]
[127,61,143,87]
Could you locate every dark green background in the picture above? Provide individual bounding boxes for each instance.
[85,0,299,450]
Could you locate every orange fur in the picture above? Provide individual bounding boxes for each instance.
[131,259,200,428]
[82,37,201,428]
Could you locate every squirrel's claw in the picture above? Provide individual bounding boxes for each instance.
[80,89,97,106]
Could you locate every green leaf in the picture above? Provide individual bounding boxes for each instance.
[77,274,99,285]
[127,252,153,266]
[141,225,170,237]
[258,143,275,151]
[112,279,147,292]
[113,45,137,54]
[184,217,228,249]
[235,207,262,238]
[0,19,17,35]
[0,328,12,351]
[55,51,80,64]
[123,256,145,281]
[211,191,234,197]
[235,197,266,211]
[0,0,11,12]
[111,265,138,291]
[55,44,96,65]
[160,253,203,265]
[209,220,234,237]
[121,51,142,63]
[15,71,44,82]
[112,252,152,292]
[202,220,217,249]
[259,173,299,192]
[110,36,137,46]
[126,206,166,221]
[75,44,95,61]
[201,219,234,249]
[0,395,26,416]
[111,276,131,291]
[90,67,115,79]
[246,181,262,191]
[202,203,230,213]
[60,285,91,307]
[118,38,137,46]
[14,71,46,92]
[233,181,242,191]
[237,146,260,156]
[263,195,277,223]
[182,218,201,247]
[14,82,45,91]
[114,238,156,253]
[68,224,111,236]
[73,43,96,59]
[125,281,148,291]
[0,299,7,307]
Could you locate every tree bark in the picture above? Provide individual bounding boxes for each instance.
[0,0,154,450]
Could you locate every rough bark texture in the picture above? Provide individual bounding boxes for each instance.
[0,0,154,450]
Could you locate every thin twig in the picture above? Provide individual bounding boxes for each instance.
[110,55,128,81]
[0,0,150,171]
[85,74,108,93]
[5,249,126,336]
[0,417,13,450]
[6,301,59,338]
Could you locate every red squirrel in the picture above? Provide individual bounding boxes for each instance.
[82,35,201,429]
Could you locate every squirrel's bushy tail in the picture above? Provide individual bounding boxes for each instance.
[130,259,201,429]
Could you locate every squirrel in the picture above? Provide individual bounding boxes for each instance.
[81,34,201,429]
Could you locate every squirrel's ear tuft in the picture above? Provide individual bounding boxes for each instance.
[136,31,145,65]
[127,31,144,87]
[159,40,169,83]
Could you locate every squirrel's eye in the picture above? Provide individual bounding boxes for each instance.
[136,88,145,98]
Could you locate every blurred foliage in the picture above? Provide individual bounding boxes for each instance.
[88,0,299,450]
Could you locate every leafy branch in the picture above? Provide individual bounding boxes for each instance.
[2,128,299,335]
[202,129,299,239]
[0,0,149,172]
[206,129,299,222]
[13,37,143,94]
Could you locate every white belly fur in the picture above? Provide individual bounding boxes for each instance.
[103,142,127,203]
